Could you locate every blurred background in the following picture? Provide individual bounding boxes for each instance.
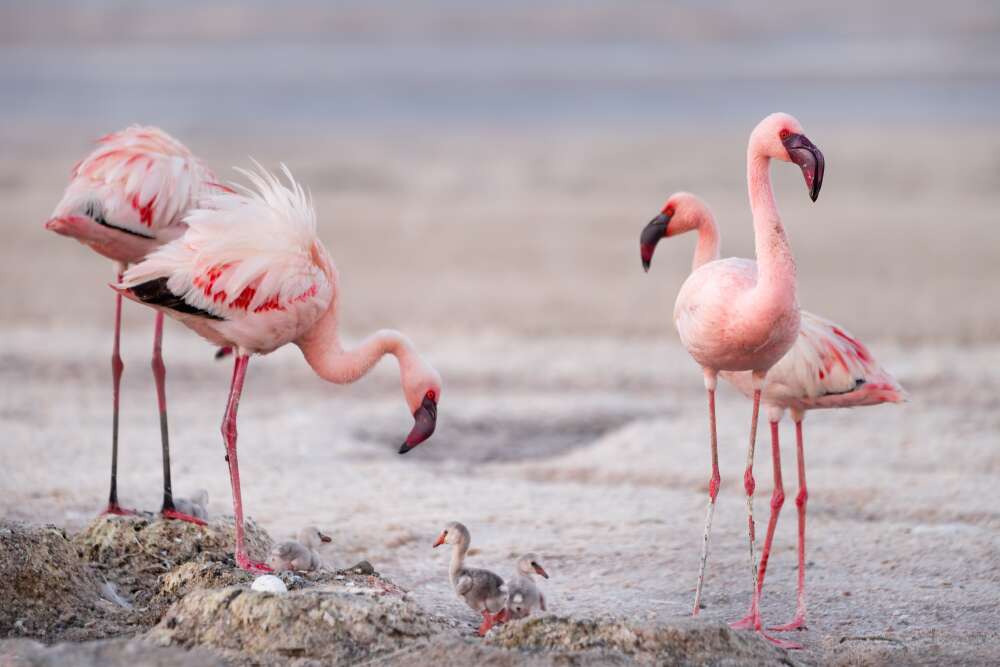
[1,2,999,660]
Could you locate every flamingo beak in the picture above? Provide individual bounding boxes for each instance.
[533,564,549,579]
[44,215,84,235]
[398,395,438,454]
[319,532,332,543]
[432,532,447,548]
[782,133,825,202]
[640,213,670,272]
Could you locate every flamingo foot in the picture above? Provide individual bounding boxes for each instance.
[160,508,208,526]
[494,608,510,624]
[730,613,803,650]
[102,503,138,517]
[729,612,756,630]
[769,615,807,632]
[235,553,273,573]
[755,631,803,650]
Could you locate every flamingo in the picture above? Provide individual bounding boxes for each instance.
[115,164,442,571]
[642,191,905,637]
[639,113,824,648]
[45,126,226,524]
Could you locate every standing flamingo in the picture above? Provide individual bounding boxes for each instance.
[642,192,905,636]
[639,113,824,648]
[45,126,225,524]
[116,164,442,571]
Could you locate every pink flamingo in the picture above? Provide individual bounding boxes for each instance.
[45,126,225,524]
[639,113,824,648]
[642,191,905,638]
[116,164,442,571]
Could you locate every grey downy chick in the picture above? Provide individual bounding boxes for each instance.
[172,489,209,520]
[433,521,507,636]
[269,526,332,571]
[506,553,549,619]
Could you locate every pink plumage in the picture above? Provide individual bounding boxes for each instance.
[44,126,223,525]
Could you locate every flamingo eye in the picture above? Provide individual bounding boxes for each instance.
[426,390,436,401]
[779,128,791,140]
[664,206,674,217]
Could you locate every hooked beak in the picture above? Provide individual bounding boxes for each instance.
[319,532,332,543]
[640,213,670,272]
[432,532,446,548]
[398,395,438,454]
[781,133,825,202]
[533,564,549,579]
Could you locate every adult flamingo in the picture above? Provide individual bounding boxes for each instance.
[117,164,442,571]
[45,126,224,524]
[639,113,824,647]
[642,192,905,637]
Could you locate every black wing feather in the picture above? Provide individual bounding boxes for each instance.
[130,278,224,320]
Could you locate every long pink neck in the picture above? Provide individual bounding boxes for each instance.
[691,210,721,271]
[295,304,415,386]
[746,143,796,304]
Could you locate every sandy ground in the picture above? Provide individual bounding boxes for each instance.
[1,126,999,664]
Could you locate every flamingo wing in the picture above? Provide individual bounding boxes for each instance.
[120,163,332,326]
[53,126,221,239]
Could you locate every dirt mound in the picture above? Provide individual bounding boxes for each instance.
[0,523,131,642]
[0,638,225,667]
[147,580,448,665]
[73,514,272,614]
[487,616,798,666]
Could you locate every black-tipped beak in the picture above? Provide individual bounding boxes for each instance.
[398,395,437,454]
[319,532,332,543]
[782,133,825,202]
[534,565,549,579]
[640,213,670,272]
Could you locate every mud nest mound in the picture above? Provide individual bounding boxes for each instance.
[73,514,272,616]
[487,616,798,666]
[0,522,132,642]
[147,579,447,665]
[0,638,225,667]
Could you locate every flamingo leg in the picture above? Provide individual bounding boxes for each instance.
[693,371,721,616]
[102,271,135,517]
[770,418,808,632]
[221,353,271,572]
[153,312,206,526]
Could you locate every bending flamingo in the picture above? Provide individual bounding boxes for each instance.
[45,126,225,524]
[639,113,824,648]
[117,164,442,571]
[642,192,905,635]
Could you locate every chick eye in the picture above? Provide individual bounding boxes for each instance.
[443,530,448,536]
[779,128,791,140]
[531,561,538,567]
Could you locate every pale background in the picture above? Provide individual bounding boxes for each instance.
[1,1,999,663]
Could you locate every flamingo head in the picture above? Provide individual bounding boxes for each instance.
[516,553,549,579]
[433,521,469,548]
[753,112,825,202]
[398,361,442,455]
[640,192,709,271]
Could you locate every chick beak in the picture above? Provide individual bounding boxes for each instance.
[319,532,332,543]
[533,564,549,579]
[432,532,446,548]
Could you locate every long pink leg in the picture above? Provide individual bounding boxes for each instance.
[222,353,271,572]
[153,312,206,526]
[102,270,136,517]
[771,417,808,631]
[692,369,721,615]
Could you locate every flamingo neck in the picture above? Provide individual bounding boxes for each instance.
[747,147,796,300]
[691,209,721,271]
[449,541,468,585]
[295,304,415,387]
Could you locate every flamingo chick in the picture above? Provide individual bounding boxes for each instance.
[117,164,442,571]
[173,489,210,521]
[506,553,549,619]
[640,113,825,649]
[643,192,906,634]
[433,522,508,636]
[269,526,332,572]
[45,126,225,525]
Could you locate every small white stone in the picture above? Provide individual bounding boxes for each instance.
[251,575,288,594]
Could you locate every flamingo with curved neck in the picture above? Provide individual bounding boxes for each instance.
[645,191,904,639]
[640,113,824,649]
